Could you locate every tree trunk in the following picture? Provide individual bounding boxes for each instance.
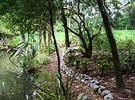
[43,30,47,46]
[49,1,65,95]
[61,6,70,48]
[97,0,125,90]
[88,40,92,57]
[38,31,42,45]
[49,1,61,80]
[80,36,89,58]
[48,28,51,55]
[22,33,25,41]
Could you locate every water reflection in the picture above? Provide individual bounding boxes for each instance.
[0,52,36,100]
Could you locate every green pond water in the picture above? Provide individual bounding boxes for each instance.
[0,52,37,100]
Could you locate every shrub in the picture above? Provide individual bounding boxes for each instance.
[96,56,112,76]
[66,54,76,66]
[119,51,135,74]
[93,32,110,51]
[43,44,56,53]
[74,59,81,69]
[66,53,91,70]
[34,53,50,66]
[9,41,39,69]
[80,58,91,70]
[20,54,34,69]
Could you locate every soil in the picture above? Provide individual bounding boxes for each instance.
[38,44,135,100]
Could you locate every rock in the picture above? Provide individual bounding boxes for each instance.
[61,62,65,65]
[81,79,85,83]
[84,77,90,85]
[68,74,71,76]
[76,76,80,80]
[101,90,110,97]
[104,94,113,100]
[95,80,100,85]
[92,85,100,90]
[89,83,95,88]
[90,80,95,83]
[98,86,106,93]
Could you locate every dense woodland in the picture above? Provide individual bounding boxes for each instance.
[0,0,135,99]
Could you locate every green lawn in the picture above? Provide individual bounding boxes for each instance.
[113,30,135,41]
[12,30,135,45]
[55,30,135,42]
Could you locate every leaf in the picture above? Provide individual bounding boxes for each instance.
[9,51,16,59]
[33,84,56,99]
[69,73,76,91]
[14,45,25,57]
[65,75,69,100]
[82,95,90,100]
[77,93,84,100]
[56,74,65,89]
[35,92,44,100]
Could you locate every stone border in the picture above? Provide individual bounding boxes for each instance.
[60,48,113,100]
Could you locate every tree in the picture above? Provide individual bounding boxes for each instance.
[64,1,102,58]
[43,29,47,46]
[97,0,125,90]
[61,2,70,48]
[47,0,65,94]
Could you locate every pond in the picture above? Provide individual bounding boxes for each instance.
[0,52,37,100]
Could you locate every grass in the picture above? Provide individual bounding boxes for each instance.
[1,28,135,46]
[54,30,135,43]
[113,30,135,41]
[55,32,65,43]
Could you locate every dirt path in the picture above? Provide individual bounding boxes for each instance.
[39,45,103,100]
[38,44,135,100]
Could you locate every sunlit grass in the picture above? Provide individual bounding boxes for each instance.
[113,30,135,41]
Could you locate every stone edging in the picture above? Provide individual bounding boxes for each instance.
[60,48,113,100]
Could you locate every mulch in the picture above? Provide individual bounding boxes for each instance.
[38,45,135,100]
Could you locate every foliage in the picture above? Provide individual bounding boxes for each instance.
[34,53,50,66]
[117,39,135,52]
[96,56,113,76]
[93,30,110,51]
[119,51,135,74]
[20,54,34,69]
[54,21,64,32]
[43,44,56,53]
[117,12,131,30]
[66,52,91,70]
[5,38,21,47]
[66,54,76,66]
[34,69,90,100]
[74,59,81,69]
[79,58,91,70]
[9,41,39,69]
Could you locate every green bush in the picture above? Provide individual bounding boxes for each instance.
[9,41,39,69]
[96,56,112,76]
[74,59,81,69]
[80,58,91,70]
[43,44,56,53]
[93,32,110,51]
[66,53,91,70]
[54,22,64,32]
[20,55,34,69]
[5,38,21,47]
[66,54,76,66]
[119,51,135,74]
[34,53,50,66]
[117,39,135,52]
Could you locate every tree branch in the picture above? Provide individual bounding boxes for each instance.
[62,25,79,37]
[71,16,80,27]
